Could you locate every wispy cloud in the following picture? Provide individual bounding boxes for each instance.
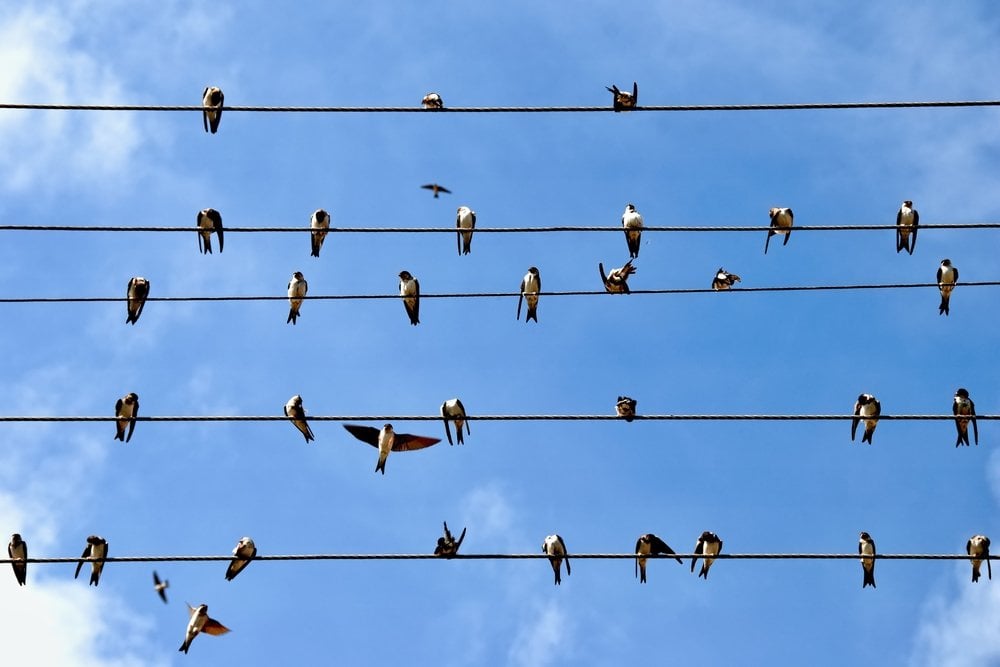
[507,601,572,667]
[911,567,1000,667]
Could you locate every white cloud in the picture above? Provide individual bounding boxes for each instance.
[911,566,1000,667]
[461,483,518,548]
[507,601,572,667]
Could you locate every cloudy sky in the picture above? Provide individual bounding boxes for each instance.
[1,1,999,665]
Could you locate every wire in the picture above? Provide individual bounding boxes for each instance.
[0,414,993,422]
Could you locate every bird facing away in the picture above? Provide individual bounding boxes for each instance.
[606,82,638,111]
[691,531,723,579]
[421,183,451,198]
[114,392,139,443]
[284,394,315,443]
[542,534,570,585]
[440,398,469,445]
[711,268,741,291]
[765,207,793,254]
[615,396,637,422]
[287,271,307,324]
[517,267,541,323]
[434,521,467,557]
[125,277,150,324]
[225,536,257,581]
[896,200,919,254]
[201,86,224,133]
[967,534,992,583]
[399,270,420,325]
[310,209,330,258]
[8,533,27,586]
[456,205,476,255]
[342,424,441,475]
[859,531,876,588]
[635,533,683,583]
[621,203,643,258]
[599,259,636,294]
[196,208,224,254]
[75,535,108,586]
[421,92,443,109]
[953,388,979,447]
[851,393,881,444]
[153,571,169,603]
[937,259,958,316]
[179,603,230,654]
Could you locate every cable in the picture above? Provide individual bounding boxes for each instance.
[0,414,993,423]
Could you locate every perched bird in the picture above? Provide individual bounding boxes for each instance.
[691,531,723,579]
[967,534,992,583]
[765,207,794,254]
[153,571,169,603]
[937,259,958,316]
[179,604,230,654]
[599,259,636,294]
[342,424,441,475]
[201,86,224,134]
[456,206,476,255]
[421,92,443,109]
[851,393,881,445]
[440,398,469,445]
[606,82,638,111]
[517,267,541,323]
[896,200,919,255]
[635,533,682,583]
[542,534,570,585]
[310,209,330,258]
[284,394,315,443]
[433,521,466,557]
[75,535,109,586]
[859,531,876,588]
[615,396,637,422]
[621,203,643,258]
[225,536,257,581]
[287,271,307,325]
[8,533,27,586]
[196,208,224,254]
[711,268,741,291]
[125,277,150,325]
[114,392,140,443]
[953,388,979,447]
[421,184,452,198]
[399,270,420,325]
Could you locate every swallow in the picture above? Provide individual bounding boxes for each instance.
[422,92,443,109]
[179,603,230,654]
[621,203,643,258]
[440,398,469,445]
[287,271,307,324]
[851,393,881,445]
[456,206,476,255]
[542,534,570,585]
[635,533,682,584]
[202,86,224,134]
[606,82,638,111]
[342,424,441,475]
[75,535,108,586]
[8,533,26,586]
[967,534,991,583]
[953,388,979,447]
[859,531,876,588]
[421,184,452,198]
[434,521,467,557]
[114,392,139,443]
[125,277,150,324]
[310,209,330,258]
[196,208,224,254]
[399,270,420,325]
[599,259,636,294]
[937,259,958,316]
[284,394,315,443]
[615,396,637,422]
[765,207,793,254]
[896,200,919,255]
[691,531,723,579]
[225,536,257,581]
[517,267,541,323]
[711,268,741,291]
[153,571,169,603]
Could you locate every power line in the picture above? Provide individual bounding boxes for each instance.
[0,414,993,423]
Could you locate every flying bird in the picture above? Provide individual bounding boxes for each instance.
[114,392,140,443]
[440,398,469,445]
[517,267,541,323]
[125,277,150,324]
[635,533,682,583]
[711,268,741,291]
[599,259,636,294]
[967,534,992,583]
[953,388,979,447]
[225,536,256,581]
[196,208,224,254]
[421,184,451,198]
[342,424,441,475]
[75,535,108,586]
[153,571,169,603]
[202,86,224,134]
[287,271,307,324]
[691,531,723,579]
[859,531,876,588]
[765,207,793,254]
[896,200,919,255]
[433,521,467,557]
[937,259,958,316]
[284,394,315,443]
[399,270,420,325]
[456,206,476,255]
[542,534,570,585]
[606,82,638,111]
[621,203,643,258]
[851,393,881,444]
[8,533,26,586]
[179,603,230,654]
[615,396,637,422]
[422,92,443,109]
[310,209,330,258]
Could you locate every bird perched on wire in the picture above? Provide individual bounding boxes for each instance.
[967,534,991,583]
[711,268,741,291]
[621,203,643,258]
[599,260,636,294]
[421,183,451,198]
[851,393,881,444]
[440,398,469,445]
[517,267,541,322]
[895,200,919,255]
[114,392,140,443]
[615,396,637,422]
[421,92,443,109]
[201,86,224,133]
[952,388,978,447]
[152,571,169,603]
[635,533,683,583]
[75,535,109,586]
[399,270,420,325]
[284,394,315,443]
[456,205,476,255]
[937,258,958,316]
[433,521,466,557]
[542,534,570,585]
[310,209,330,258]
[691,531,723,579]
[8,533,27,586]
[125,277,150,324]
[287,271,307,324]
[342,424,441,475]
[859,531,876,588]
[606,82,638,111]
[196,208,224,254]
[225,536,257,581]
[765,207,793,254]
[179,603,230,654]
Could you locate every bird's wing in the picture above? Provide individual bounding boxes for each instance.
[201,618,231,636]
[74,545,91,578]
[971,399,979,443]
[441,404,454,445]
[851,401,861,440]
[342,424,381,447]
[391,434,442,451]
[125,399,138,442]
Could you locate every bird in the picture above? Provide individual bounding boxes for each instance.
[287,271,307,324]
[421,92,443,109]
[456,206,476,255]
[967,534,992,583]
[859,531,876,588]
[201,86,224,134]
[691,531,723,579]
[433,521,466,557]
[711,268,741,291]
[851,393,881,444]
[8,533,27,586]
[399,270,420,325]
[342,424,441,475]
[599,259,636,294]
[225,536,256,581]
[606,82,638,111]
[635,533,682,583]
[615,396,637,422]
[153,571,169,603]
[74,535,108,586]
[310,209,330,258]
[953,388,979,447]
[621,203,643,258]
[125,277,150,324]
[937,259,958,316]
[765,207,793,254]
[896,200,919,255]
[440,398,469,445]
[421,184,451,198]
[284,394,315,443]
[196,208,224,254]
[179,603,230,654]
[517,267,541,323]
[542,534,570,585]
[114,392,139,443]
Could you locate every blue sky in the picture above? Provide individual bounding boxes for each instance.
[1,1,999,665]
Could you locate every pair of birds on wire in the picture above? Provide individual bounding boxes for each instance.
[420,83,638,112]
[763,200,919,255]
[857,532,992,589]
[849,387,979,446]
